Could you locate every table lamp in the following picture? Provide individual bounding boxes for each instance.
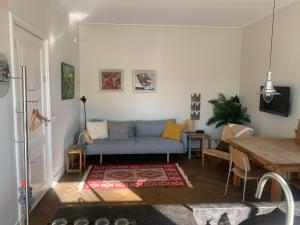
[186,119,194,132]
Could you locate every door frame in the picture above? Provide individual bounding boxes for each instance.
[8,12,53,224]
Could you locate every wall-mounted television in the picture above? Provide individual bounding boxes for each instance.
[259,86,290,117]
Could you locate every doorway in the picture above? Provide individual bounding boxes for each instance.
[9,13,52,223]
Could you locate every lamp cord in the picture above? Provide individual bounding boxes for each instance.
[269,0,276,72]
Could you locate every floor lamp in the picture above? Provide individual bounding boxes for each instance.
[80,96,87,130]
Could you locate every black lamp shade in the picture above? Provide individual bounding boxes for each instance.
[80,96,87,103]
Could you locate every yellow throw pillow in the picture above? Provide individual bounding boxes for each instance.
[162,122,184,141]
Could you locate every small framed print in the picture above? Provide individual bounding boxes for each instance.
[99,69,124,92]
[132,70,157,93]
[61,62,75,100]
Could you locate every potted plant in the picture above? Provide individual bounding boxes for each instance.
[207,93,251,128]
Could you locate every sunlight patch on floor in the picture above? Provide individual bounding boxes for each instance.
[53,181,142,203]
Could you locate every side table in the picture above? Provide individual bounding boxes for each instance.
[186,132,211,159]
[66,145,86,174]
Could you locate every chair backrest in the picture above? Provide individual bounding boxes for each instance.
[229,146,251,171]
[221,124,254,142]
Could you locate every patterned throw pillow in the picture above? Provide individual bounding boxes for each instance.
[161,121,184,141]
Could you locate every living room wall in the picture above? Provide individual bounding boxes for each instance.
[79,25,242,135]
[0,0,80,224]
[240,1,300,138]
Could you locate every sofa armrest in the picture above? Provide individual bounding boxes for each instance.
[181,130,188,153]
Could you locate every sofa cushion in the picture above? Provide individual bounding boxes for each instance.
[136,119,175,137]
[87,121,108,140]
[108,121,129,140]
[86,138,136,155]
[91,119,135,137]
[161,121,184,141]
[135,137,184,154]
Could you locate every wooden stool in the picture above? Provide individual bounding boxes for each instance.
[66,145,86,173]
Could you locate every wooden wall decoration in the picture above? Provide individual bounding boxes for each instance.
[190,93,201,120]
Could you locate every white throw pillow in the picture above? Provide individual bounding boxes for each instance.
[87,121,108,140]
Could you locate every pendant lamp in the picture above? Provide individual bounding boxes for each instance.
[259,0,281,103]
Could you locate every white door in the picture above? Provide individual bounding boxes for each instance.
[14,25,50,207]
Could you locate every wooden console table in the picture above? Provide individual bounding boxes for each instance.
[228,137,300,201]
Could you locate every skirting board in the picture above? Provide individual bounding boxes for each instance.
[14,216,22,225]
[52,166,65,187]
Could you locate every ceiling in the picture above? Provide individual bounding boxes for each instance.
[62,0,295,27]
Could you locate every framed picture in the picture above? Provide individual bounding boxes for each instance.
[132,70,157,93]
[61,63,75,100]
[0,53,9,83]
[99,69,124,92]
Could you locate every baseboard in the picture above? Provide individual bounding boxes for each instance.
[52,166,65,187]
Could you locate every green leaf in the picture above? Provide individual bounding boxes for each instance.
[207,93,251,128]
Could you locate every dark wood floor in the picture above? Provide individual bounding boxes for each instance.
[30,154,300,225]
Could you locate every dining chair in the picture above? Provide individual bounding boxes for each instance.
[202,124,254,167]
[224,146,262,202]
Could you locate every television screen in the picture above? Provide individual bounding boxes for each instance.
[259,86,290,117]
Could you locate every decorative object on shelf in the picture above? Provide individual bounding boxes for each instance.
[0,53,10,97]
[80,96,87,130]
[207,93,250,128]
[295,120,300,144]
[61,63,75,100]
[186,119,195,132]
[99,69,123,92]
[132,70,157,92]
[190,93,201,120]
[258,0,281,103]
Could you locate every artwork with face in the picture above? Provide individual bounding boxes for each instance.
[133,70,157,93]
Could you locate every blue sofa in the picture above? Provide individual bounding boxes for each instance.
[85,119,188,163]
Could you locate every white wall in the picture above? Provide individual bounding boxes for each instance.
[240,1,300,138]
[79,25,242,135]
[0,0,80,224]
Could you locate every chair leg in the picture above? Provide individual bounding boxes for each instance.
[167,153,170,163]
[224,160,233,197]
[79,153,83,173]
[83,152,86,169]
[242,178,247,203]
[67,154,70,174]
[202,152,205,167]
[224,170,231,197]
[100,154,103,164]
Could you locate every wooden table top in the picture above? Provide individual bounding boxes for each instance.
[228,137,300,170]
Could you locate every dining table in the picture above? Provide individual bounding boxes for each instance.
[228,137,300,201]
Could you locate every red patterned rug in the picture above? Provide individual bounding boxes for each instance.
[79,163,192,191]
